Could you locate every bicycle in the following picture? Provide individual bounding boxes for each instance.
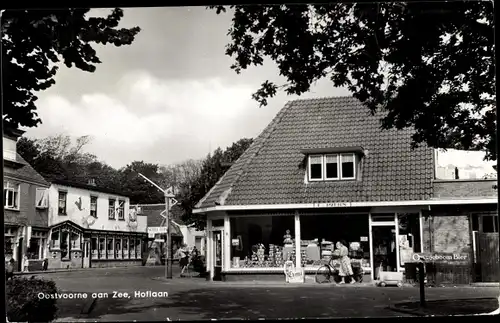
[315,255,364,284]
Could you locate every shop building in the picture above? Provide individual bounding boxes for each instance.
[193,96,498,283]
[3,128,51,271]
[46,180,148,269]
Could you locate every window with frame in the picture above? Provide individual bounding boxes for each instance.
[308,153,357,181]
[90,196,98,218]
[4,182,20,210]
[118,200,125,220]
[108,199,116,219]
[58,191,67,215]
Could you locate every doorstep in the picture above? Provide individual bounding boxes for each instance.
[470,282,500,287]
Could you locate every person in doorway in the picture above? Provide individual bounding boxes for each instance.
[179,243,190,277]
[6,259,15,280]
[336,240,355,284]
[42,258,49,271]
[22,255,29,273]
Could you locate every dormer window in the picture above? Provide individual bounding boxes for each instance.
[307,153,358,181]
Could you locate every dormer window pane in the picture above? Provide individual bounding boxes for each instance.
[341,154,355,179]
[325,155,338,179]
[310,156,323,179]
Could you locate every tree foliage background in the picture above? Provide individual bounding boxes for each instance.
[18,135,253,229]
[1,8,140,129]
[209,2,496,160]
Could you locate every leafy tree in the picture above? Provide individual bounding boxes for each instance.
[2,9,140,129]
[121,161,166,204]
[179,138,254,229]
[209,2,496,160]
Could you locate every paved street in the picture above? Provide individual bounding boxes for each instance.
[27,266,499,321]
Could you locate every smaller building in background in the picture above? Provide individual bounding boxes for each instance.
[3,128,51,272]
[46,179,148,269]
[135,204,183,265]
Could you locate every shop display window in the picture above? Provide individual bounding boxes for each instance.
[229,215,295,268]
[300,214,371,271]
[397,213,421,266]
[27,238,41,259]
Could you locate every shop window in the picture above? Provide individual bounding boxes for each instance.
[229,215,294,268]
[61,231,70,260]
[136,239,142,258]
[123,239,129,259]
[300,213,370,271]
[90,196,98,218]
[398,213,421,267]
[58,191,67,215]
[27,238,41,260]
[115,239,122,258]
[107,238,114,259]
[4,182,20,210]
[108,199,116,219]
[118,200,125,220]
[51,231,60,249]
[130,239,136,258]
[99,238,105,258]
[91,238,98,259]
[70,232,81,249]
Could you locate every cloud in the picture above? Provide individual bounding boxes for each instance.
[25,72,259,167]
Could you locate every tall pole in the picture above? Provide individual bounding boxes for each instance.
[164,192,172,279]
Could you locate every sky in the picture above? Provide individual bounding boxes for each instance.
[23,7,349,169]
[23,6,493,173]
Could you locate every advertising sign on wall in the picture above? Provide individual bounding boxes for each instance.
[411,253,469,262]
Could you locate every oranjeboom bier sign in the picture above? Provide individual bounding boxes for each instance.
[411,253,469,262]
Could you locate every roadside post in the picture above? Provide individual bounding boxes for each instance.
[418,260,426,307]
[139,173,177,279]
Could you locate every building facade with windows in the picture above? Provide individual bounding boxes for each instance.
[46,180,148,269]
[194,96,498,283]
[3,128,51,271]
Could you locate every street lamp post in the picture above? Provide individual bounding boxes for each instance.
[139,173,177,279]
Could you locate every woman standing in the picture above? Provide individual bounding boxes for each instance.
[336,240,355,284]
[179,244,190,277]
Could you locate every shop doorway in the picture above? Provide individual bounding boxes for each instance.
[212,230,223,281]
[371,226,397,279]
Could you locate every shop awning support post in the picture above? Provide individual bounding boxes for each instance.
[418,261,426,307]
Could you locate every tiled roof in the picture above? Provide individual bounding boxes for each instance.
[196,96,434,208]
[136,204,183,236]
[3,153,50,187]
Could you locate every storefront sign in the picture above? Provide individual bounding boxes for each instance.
[360,236,368,242]
[411,253,469,262]
[148,227,168,234]
[231,239,239,246]
[312,202,353,208]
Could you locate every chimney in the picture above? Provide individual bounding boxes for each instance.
[454,167,459,180]
[88,178,96,186]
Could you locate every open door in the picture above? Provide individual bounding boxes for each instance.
[212,230,224,281]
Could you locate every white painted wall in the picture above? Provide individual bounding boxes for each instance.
[3,136,16,161]
[435,149,497,180]
[48,184,147,233]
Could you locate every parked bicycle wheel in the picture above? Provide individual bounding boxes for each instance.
[315,265,333,284]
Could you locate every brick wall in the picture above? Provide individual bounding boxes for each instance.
[421,211,472,260]
[433,179,497,199]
